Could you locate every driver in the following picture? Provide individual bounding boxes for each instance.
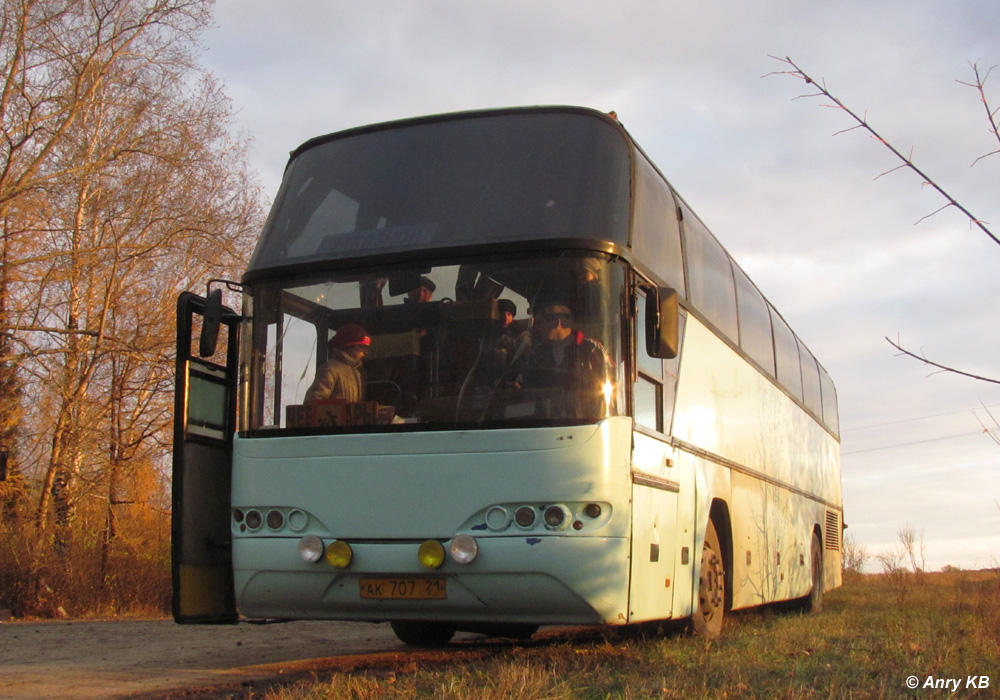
[514,301,612,417]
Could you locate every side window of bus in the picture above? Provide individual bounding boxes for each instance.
[819,367,839,436]
[733,264,775,378]
[634,290,683,434]
[798,340,823,418]
[680,202,738,342]
[771,308,803,402]
[633,154,685,296]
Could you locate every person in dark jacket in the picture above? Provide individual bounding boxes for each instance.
[515,301,612,418]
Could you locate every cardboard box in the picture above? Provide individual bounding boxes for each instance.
[286,400,389,428]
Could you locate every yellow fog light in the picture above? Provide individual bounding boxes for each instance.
[418,539,446,569]
[325,540,353,568]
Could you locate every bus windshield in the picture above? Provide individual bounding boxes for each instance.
[244,253,626,434]
[246,111,631,272]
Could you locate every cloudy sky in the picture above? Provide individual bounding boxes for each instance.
[200,0,1000,571]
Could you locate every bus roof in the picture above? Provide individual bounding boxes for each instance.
[246,106,635,277]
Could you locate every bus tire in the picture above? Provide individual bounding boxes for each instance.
[806,533,824,613]
[390,620,457,646]
[692,518,726,639]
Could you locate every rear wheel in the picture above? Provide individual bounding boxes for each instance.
[389,620,457,646]
[692,519,726,639]
[806,533,824,613]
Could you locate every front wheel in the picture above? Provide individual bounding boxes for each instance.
[692,518,726,639]
[390,620,457,646]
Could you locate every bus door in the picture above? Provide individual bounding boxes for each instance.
[172,289,240,624]
[628,287,682,621]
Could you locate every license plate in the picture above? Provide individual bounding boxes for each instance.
[359,578,446,600]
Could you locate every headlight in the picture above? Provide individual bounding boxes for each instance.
[245,509,263,530]
[266,510,284,530]
[298,535,324,563]
[485,506,509,531]
[418,539,446,569]
[450,534,479,564]
[514,506,536,528]
[544,505,571,530]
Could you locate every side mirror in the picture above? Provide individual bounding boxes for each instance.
[199,288,224,358]
[645,286,679,360]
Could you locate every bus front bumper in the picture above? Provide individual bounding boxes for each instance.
[233,534,630,626]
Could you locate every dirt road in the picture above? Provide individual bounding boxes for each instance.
[0,618,423,699]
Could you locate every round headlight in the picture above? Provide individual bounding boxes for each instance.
[298,534,324,563]
[287,509,308,531]
[325,540,353,568]
[544,505,570,530]
[514,506,536,528]
[245,510,263,530]
[266,510,284,530]
[485,506,509,531]
[450,534,479,564]
[418,540,446,569]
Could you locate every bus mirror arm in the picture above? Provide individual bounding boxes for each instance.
[646,287,679,360]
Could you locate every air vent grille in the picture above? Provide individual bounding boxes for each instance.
[824,510,841,551]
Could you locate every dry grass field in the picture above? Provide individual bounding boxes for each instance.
[258,571,999,700]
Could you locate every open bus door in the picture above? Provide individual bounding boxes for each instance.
[172,289,240,624]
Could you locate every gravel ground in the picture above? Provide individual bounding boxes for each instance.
[0,618,413,699]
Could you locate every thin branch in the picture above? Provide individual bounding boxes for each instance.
[885,336,1000,385]
[974,400,1000,447]
[766,55,999,248]
[957,62,1000,164]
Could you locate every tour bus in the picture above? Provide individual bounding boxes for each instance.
[173,106,842,645]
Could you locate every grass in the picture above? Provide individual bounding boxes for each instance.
[256,571,999,700]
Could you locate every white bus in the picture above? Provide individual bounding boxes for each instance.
[173,106,842,644]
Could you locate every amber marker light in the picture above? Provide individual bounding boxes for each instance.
[418,539,446,569]
[325,540,353,568]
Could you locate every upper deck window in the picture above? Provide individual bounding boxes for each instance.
[248,111,632,271]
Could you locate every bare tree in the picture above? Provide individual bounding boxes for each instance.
[842,532,868,580]
[896,523,924,573]
[0,0,264,613]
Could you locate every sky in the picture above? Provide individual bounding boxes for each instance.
[199,0,1000,572]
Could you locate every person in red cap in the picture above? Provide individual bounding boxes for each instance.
[304,323,371,403]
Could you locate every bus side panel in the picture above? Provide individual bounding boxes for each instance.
[672,316,841,611]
